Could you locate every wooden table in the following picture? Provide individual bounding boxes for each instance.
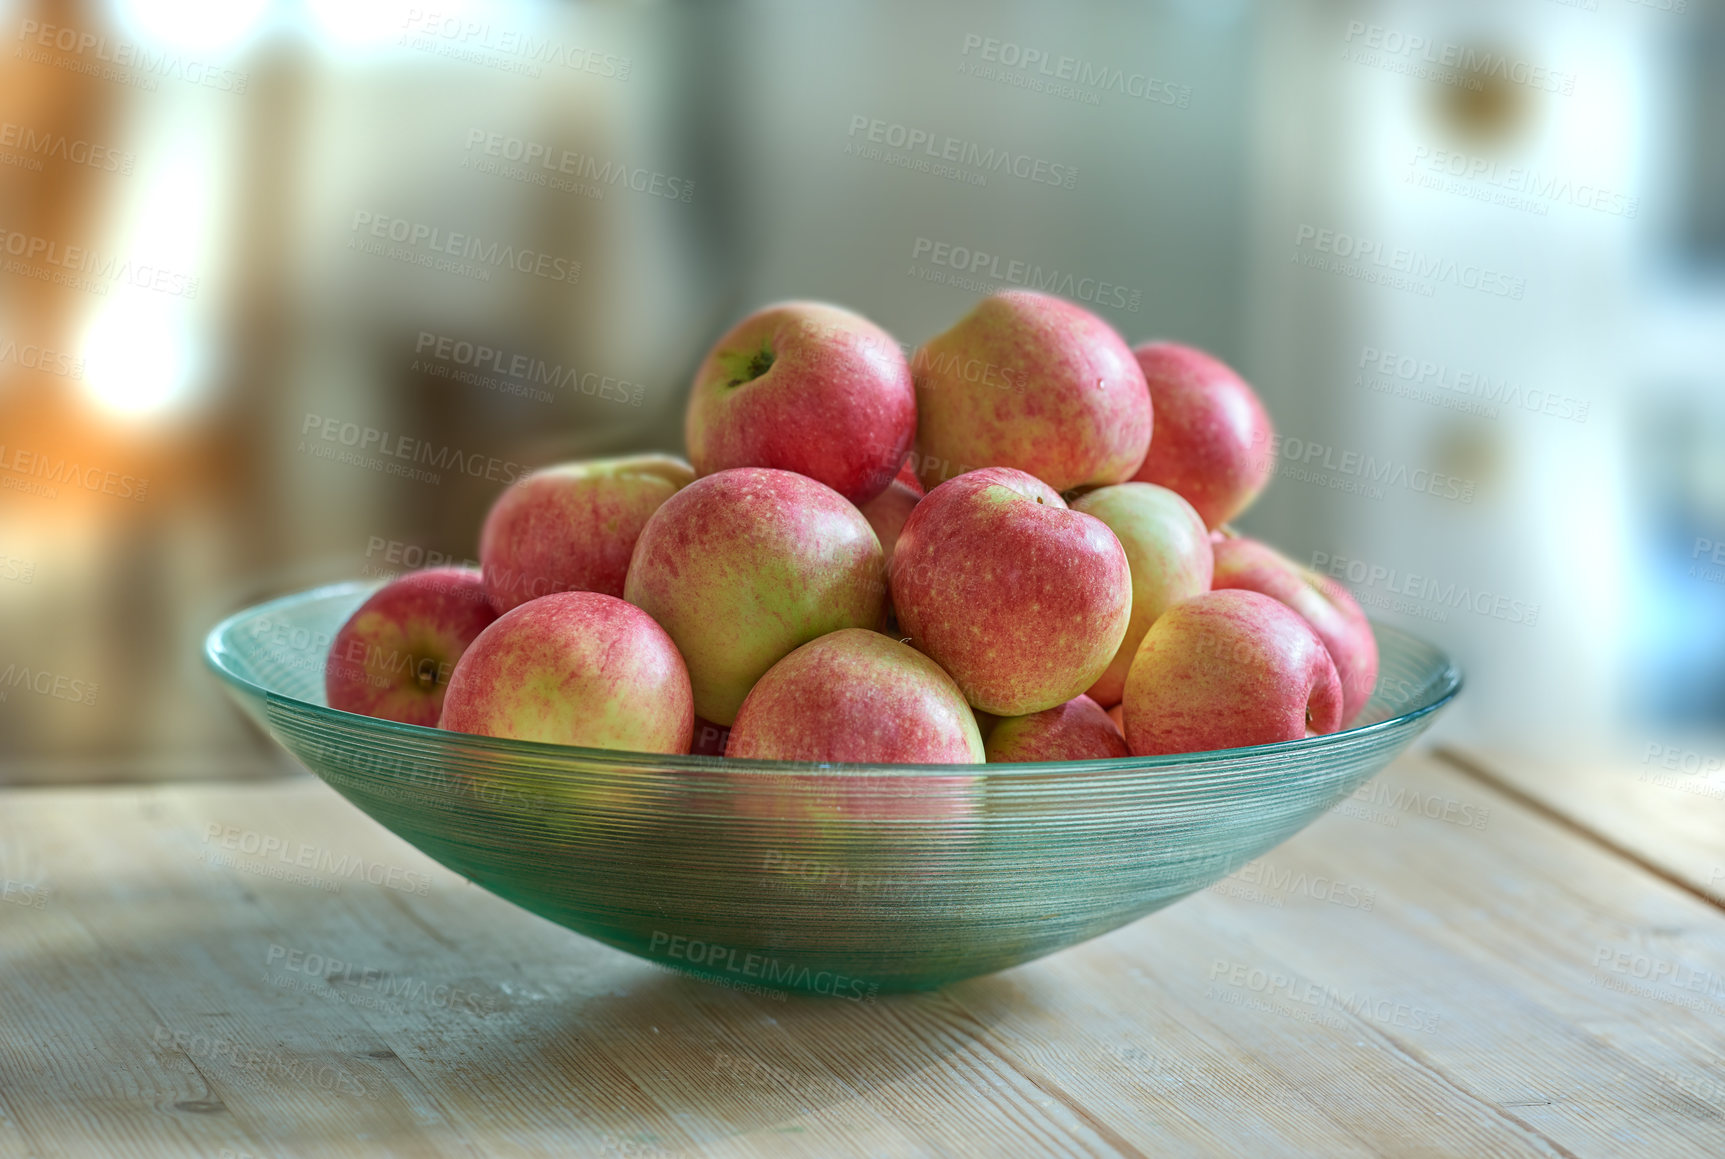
[4,744,1724,1157]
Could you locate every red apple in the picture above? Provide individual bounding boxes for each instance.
[1210,534,1379,724]
[911,290,1151,493]
[857,477,921,564]
[684,302,916,504]
[325,567,497,726]
[715,630,981,906]
[893,454,925,497]
[856,477,921,628]
[624,467,886,726]
[890,467,1132,716]
[985,694,1129,763]
[479,455,694,614]
[1070,482,1214,707]
[440,591,692,753]
[1130,342,1274,529]
[1121,589,1343,756]
[727,629,984,763]
[1107,703,1125,735]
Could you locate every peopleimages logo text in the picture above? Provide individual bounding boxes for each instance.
[0,121,134,173]
[958,33,1191,108]
[348,212,580,283]
[463,131,693,203]
[1342,22,1576,95]
[1294,225,1525,300]
[0,228,199,298]
[846,115,1077,189]
[650,931,880,1003]
[299,413,529,486]
[15,19,249,92]
[910,237,1141,312]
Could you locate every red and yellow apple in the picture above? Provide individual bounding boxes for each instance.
[684,302,916,504]
[439,591,692,753]
[479,455,693,613]
[1130,342,1274,529]
[1210,534,1379,724]
[1121,589,1343,756]
[325,567,497,726]
[716,629,981,905]
[1070,482,1213,707]
[727,628,984,764]
[890,467,1131,716]
[856,477,920,568]
[985,694,1129,763]
[911,290,1151,493]
[624,467,886,725]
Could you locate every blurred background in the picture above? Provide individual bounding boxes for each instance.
[1,0,1720,784]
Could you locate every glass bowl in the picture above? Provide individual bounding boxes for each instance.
[205,581,1460,997]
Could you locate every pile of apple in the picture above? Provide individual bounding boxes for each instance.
[325,290,1377,765]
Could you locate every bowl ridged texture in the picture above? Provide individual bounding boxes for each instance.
[207,582,1460,995]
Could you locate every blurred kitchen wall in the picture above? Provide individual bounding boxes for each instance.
[0,0,1719,783]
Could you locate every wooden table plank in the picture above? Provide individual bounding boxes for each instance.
[1,750,1723,1157]
[1438,743,1725,905]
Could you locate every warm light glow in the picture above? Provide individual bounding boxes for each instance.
[80,295,202,418]
[110,0,272,57]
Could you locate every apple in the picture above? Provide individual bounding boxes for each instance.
[1106,703,1125,735]
[856,476,921,629]
[1210,534,1379,724]
[624,467,886,726]
[727,629,984,763]
[325,567,497,726]
[1130,342,1274,529]
[479,454,694,614]
[893,454,925,497]
[1070,482,1213,707]
[911,290,1151,493]
[717,629,981,907]
[856,477,920,568]
[684,302,916,504]
[890,467,1132,716]
[440,591,692,752]
[1121,589,1342,756]
[985,694,1129,763]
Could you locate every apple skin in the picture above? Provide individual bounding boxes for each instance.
[890,467,1132,716]
[911,290,1151,493]
[714,630,981,906]
[1129,342,1275,529]
[893,455,925,497]
[727,629,984,764]
[1106,703,1125,735]
[325,567,498,726]
[985,694,1129,763]
[439,591,693,753]
[856,477,921,629]
[856,478,920,568]
[684,302,916,505]
[1121,589,1343,756]
[1210,535,1379,724]
[624,467,886,726]
[1070,482,1214,707]
[479,455,694,614]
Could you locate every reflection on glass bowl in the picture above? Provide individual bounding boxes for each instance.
[206,581,1461,996]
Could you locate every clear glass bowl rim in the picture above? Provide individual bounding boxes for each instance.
[204,580,1463,781]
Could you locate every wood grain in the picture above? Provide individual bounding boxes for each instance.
[1439,743,1725,906]
[2,750,1724,1157]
